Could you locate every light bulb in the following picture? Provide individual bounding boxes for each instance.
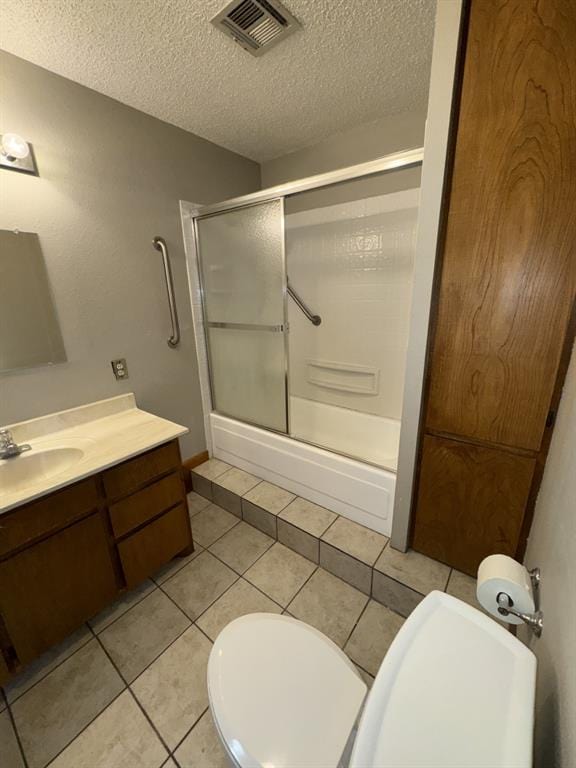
[1,133,30,161]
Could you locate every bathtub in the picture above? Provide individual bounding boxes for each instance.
[289,396,399,472]
[209,401,398,536]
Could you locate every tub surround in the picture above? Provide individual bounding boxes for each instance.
[209,413,396,537]
[1,394,188,514]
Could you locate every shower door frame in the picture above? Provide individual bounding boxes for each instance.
[182,146,424,457]
[193,198,290,435]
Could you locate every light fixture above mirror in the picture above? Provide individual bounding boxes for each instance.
[0,132,38,175]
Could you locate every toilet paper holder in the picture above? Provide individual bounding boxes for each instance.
[496,568,543,637]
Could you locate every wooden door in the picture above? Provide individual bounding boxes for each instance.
[0,513,118,665]
[412,0,576,574]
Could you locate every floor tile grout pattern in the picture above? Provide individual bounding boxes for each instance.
[191,459,454,609]
[2,460,477,768]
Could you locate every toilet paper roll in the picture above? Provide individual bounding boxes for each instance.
[476,554,535,625]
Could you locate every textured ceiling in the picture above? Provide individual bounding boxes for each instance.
[0,0,435,162]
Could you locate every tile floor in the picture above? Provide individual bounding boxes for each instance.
[191,459,474,613]
[2,472,478,768]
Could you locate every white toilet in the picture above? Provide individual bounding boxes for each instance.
[207,591,537,768]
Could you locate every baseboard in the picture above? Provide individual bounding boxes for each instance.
[182,450,209,492]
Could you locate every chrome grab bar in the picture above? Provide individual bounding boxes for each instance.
[287,281,321,326]
[153,237,180,348]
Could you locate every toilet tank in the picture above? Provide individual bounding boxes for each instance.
[350,591,536,768]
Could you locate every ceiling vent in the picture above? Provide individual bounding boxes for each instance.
[211,0,301,57]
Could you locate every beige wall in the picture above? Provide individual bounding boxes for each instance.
[521,343,576,768]
[261,110,426,187]
[0,52,260,458]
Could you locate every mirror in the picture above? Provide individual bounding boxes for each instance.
[0,230,66,371]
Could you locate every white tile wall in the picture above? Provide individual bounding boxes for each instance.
[286,187,419,420]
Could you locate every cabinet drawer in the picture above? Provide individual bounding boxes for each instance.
[103,441,181,501]
[0,477,100,558]
[109,471,184,538]
[118,504,191,588]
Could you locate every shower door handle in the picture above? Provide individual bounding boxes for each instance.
[153,236,181,348]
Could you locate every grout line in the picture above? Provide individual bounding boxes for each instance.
[151,545,205,587]
[90,581,157,636]
[101,615,193,688]
[354,660,375,680]
[374,569,426,598]
[6,698,29,768]
[277,517,320,561]
[168,705,210,759]
[319,530,388,570]
[204,458,417,585]
[319,540,374,589]
[126,687,173,765]
[43,683,127,768]
[91,627,173,759]
[160,573,240,625]
[207,530,276,578]
[320,515,339,538]
[193,622,216,646]
[284,562,320,613]
[234,575,286,613]
[3,626,94,708]
[341,594,371,650]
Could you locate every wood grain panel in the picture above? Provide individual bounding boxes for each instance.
[0,650,10,686]
[0,477,99,558]
[118,504,192,589]
[0,513,118,665]
[425,0,576,451]
[109,471,184,538]
[413,435,536,575]
[182,450,209,492]
[102,440,181,500]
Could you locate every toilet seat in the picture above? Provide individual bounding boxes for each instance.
[207,613,367,768]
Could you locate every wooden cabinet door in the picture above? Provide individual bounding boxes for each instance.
[117,504,191,589]
[425,0,576,452]
[412,436,536,574]
[411,0,576,573]
[0,650,10,687]
[0,513,118,666]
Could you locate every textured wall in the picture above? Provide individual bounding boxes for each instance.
[0,52,260,458]
[261,110,426,187]
[0,0,435,162]
[521,343,576,768]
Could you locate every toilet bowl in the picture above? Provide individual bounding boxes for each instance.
[207,591,536,768]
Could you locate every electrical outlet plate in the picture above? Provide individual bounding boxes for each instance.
[111,358,128,380]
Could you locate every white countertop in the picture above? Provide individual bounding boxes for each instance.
[0,394,188,514]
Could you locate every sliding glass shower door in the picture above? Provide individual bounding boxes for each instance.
[196,200,287,432]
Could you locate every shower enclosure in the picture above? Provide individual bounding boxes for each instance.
[181,148,423,535]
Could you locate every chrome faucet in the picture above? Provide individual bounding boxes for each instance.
[0,429,31,459]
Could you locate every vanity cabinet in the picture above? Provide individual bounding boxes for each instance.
[0,513,117,665]
[0,439,193,678]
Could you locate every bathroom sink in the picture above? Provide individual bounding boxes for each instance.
[0,445,87,493]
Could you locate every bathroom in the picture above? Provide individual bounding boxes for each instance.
[0,1,574,766]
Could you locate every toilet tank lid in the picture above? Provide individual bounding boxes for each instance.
[350,591,537,768]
